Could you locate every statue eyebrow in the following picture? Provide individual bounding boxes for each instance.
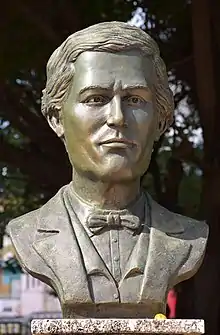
[123,84,151,92]
[79,85,111,95]
[78,84,150,95]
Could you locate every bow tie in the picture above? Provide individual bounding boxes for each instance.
[86,211,141,234]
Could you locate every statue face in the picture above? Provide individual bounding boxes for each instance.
[62,50,158,181]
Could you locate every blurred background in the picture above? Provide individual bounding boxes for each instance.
[0,0,220,334]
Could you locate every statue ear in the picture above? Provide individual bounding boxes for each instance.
[47,107,64,138]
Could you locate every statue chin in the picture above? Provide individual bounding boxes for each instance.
[72,156,141,183]
[90,164,140,183]
[82,169,136,183]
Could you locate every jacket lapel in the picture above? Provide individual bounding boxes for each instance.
[139,195,190,304]
[69,204,115,282]
[64,187,119,303]
[120,201,150,283]
[118,200,150,301]
[32,186,92,303]
[32,185,116,304]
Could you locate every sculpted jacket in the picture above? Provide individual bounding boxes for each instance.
[7,184,208,318]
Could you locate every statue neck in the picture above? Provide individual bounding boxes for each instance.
[71,169,141,210]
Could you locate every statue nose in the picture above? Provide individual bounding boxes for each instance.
[107,96,126,127]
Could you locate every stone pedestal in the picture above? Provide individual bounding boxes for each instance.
[31,319,204,334]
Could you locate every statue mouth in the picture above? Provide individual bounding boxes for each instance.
[99,138,136,148]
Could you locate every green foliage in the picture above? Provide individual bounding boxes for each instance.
[1,0,203,236]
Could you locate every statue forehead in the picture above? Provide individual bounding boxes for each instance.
[71,51,155,92]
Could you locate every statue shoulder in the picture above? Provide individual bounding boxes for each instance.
[148,195,209,284]
[6,208,41,277]
[7,185,68,240]
[7,209,39,245]
[176,213,209,284]
[148,194,209,238]
[6,186,69,284]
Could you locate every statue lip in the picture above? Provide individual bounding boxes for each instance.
[99,138,136,147]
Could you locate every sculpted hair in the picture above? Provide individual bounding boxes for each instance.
[42,21,174,135]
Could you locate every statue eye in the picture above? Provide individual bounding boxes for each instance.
[125,96,145,105]
[84,96,109,105]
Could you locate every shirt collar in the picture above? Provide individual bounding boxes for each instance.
[65,182,146,235]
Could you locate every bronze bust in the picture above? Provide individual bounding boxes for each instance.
[7,22,208,319]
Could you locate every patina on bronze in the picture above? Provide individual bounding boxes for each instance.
[7,22,209,319]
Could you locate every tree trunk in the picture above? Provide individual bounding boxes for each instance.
[177,0,220,334]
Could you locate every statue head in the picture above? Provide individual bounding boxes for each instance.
[42,21,174,182]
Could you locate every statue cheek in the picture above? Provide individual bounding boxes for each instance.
[73,105,106,133]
